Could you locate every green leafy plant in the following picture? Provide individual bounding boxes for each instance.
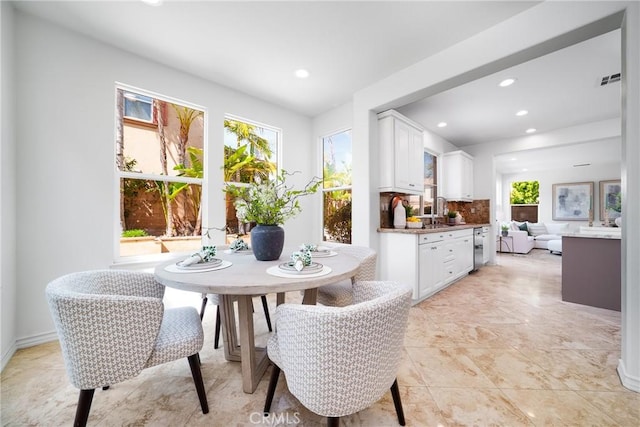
[405,204,414,218]
[224,170,322,225]
[122,229,149,238]
[501,224,509,231]
[447,210,458,218]
[324,199,352,243]
[510,181,539,204]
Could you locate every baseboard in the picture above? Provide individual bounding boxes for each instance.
[617,359,640,392]
[16,330,59,349]
[1,342,17,372]
[1,331,59,373]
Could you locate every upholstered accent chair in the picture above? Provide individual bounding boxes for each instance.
[46,270,209,427]
[316,244,377,307]
[199,293,272,349]
[264,280,412,426]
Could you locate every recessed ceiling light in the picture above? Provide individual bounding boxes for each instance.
[437,122,447,128]
[510,158,517,161]
[522,168,528,172]
[499,78,516,87]
[516,110,528,116]
[294,69,310,79]
[525,128,537,134]
[141,0,163,6]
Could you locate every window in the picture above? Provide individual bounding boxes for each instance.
[116,85,205,258]
[223,116,279,241]
[510,180,539,222]
[123,91,154,123]
[322,129,352,243]
[422,150,438,215]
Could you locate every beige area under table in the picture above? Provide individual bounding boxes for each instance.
[154,247,360,393]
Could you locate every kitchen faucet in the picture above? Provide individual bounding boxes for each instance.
[432,196,447,224]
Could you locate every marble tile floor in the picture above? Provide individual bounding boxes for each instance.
[2,249,639,426]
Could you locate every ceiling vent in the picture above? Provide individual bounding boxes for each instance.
[600,73,621,86]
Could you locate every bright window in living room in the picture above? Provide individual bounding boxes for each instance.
[510,180,539,223]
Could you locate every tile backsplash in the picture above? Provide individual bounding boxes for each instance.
[379,192,491,228]
[447,199,490,224]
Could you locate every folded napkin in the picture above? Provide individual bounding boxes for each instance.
[290,250,312,271]
[300,244,330,252]
[229,238,249,252]
[178,246,216,267]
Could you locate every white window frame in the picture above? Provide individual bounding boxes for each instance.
[113,82,208,264]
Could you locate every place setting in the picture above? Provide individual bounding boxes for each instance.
[266,248,332,278]
[164,246,232,273]
[298,243,338,258]
[223,238,253,255]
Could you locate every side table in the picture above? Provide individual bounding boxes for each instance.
[497,235,513,253]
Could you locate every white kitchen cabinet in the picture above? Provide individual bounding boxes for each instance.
[379,228,473,305]
[378,110,424,195]
[441,228,473,284]
[441,150,474,201]
[418,238,444,299]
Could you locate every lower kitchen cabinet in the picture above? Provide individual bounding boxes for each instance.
[418,239,444,299]
[379,228,474,304]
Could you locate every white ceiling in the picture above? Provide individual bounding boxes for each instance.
[12,1,622,174]
[12,0,538,117]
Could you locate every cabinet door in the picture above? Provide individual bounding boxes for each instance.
[419,241,444,298]
[461,154,474,199]
[408,127,424,191]
[442,151,473,201]
[455,235,474,276]
[393,120,412,191]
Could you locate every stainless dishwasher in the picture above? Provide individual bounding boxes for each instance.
[473,227,484,271]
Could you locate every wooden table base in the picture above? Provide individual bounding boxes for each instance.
[219,291,316,393]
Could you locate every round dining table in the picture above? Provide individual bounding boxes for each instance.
[154,246,360,393]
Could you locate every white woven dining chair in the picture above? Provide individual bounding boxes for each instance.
[264,280,412,426]
[316,244,377,307]
[46,270,209,427]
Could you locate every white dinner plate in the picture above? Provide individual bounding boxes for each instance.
[278,261,324,274]
[176,258,222,270]
[223,249,253,255]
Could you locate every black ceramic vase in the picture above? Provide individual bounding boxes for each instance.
[250,224,285,261]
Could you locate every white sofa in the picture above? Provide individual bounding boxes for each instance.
[501,221,570,253]
[499,229,535,254]
[529,222,570,249]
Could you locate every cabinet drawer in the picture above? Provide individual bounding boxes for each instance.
[419,233,446,244]
[444,260,455,282]
[444,242,455,261]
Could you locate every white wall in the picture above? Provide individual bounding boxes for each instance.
[6,11,316,357]
[1,1,17,370]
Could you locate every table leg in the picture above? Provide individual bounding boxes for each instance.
[302,288,318,305]
[276,292,285,306]
[219,295,270,392]
[219,295,240,362]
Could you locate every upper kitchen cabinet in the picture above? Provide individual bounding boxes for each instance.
[378,110,424,195]
[441,150,474,201]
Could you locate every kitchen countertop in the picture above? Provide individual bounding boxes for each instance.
[377,223,491,234]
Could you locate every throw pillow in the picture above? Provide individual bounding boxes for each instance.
[528,223,548,237]
[518,222,528,233]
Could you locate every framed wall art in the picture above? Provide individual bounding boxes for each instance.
[599,179,621,221]
[552,182,594,221]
